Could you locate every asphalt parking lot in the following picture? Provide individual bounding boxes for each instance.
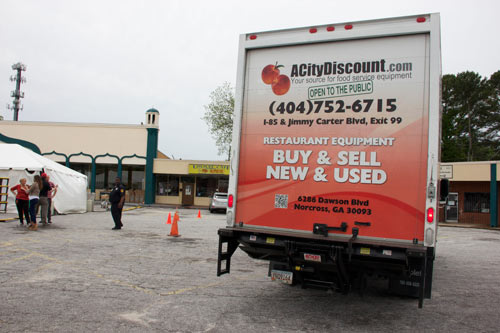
[1,207,500,332]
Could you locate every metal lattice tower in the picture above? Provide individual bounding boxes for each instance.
[7,62,27,121]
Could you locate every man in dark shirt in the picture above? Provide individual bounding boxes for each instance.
[109,177,125,230]
[39,173,51,225]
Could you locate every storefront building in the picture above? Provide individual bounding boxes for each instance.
[0,108,161,204]
[1,108,232,209]
[439,161,499,227]
[154,159,229,207]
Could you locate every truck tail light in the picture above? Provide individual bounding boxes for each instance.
[228,194,234,208]
[417,17,426,23]
[309,28,317,34]
[249,35,257,40]
[344,24,353,30]
[427,207,434,223]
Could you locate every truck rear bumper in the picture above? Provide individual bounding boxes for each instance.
[217,227,434,308]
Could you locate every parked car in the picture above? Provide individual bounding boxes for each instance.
[209,192,228,213]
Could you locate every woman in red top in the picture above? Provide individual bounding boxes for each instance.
[10,178,31,226]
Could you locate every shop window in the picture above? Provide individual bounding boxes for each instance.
[196,176,218,197]
[217,177,229,192]
[157,175,168,195]
[121,170,129,188]
[95,165,106,189]
[93,164,119,189]
[157,175,179,196]
[66,162,142,190]
[464,193,490,213]
[129,166,145,190]
[108,169,117,188]
[195,176,229,196]
[167,176,179,196]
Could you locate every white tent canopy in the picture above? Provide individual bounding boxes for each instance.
[0,143,87,214]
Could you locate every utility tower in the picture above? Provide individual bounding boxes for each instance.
[7,62,27,121]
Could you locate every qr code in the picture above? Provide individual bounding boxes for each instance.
[275,194,288,209]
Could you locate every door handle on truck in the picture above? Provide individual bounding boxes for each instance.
[313,222,348,237]
[354,221,371,227]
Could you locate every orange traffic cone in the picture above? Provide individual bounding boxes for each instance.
[197,210,201,218]
[169,212,180,237]
[166,212,172,224]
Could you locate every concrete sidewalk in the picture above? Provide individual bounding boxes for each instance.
[439,222,500,231]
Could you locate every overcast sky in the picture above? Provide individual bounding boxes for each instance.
[1,0,499,160]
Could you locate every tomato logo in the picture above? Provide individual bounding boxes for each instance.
[261,62,291,96]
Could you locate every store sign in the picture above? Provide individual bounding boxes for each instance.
[440,165,453,179]
[188,164,229,175]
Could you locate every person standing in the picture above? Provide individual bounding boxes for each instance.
[39,173,51,225]
[109,177,125,230]
[27,175,42,231]
[46,175,58,224]
[10,178,30,226]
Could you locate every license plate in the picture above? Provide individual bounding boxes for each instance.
[271,269,293,285]
[303,253,321,262]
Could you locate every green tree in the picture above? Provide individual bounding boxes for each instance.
[441,71,500,162]
[484,71,500,159]
[202,82,234,159]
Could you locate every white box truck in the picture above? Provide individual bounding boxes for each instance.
[218,14,444,308]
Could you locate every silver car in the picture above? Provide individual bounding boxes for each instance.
[209,192,228,213]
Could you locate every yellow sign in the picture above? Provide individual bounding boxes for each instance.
[360,247,371,255]
[266,237,276,244]
[188,164,229,175]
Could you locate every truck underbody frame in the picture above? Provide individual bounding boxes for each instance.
[217,227,434,308]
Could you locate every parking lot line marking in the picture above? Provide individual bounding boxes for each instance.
[0,217,17,222]
[10,248,66,264]
[28,262,58,274]
[82,271,158,296]
[23,237,41,243]
[0,246,67,265]
[0,237,40,248]
[108,279,156,295]
[123,206,142,212]
[0,248,24,256]
[2,253,36,264]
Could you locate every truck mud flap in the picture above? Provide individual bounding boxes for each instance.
[217,229,239,276]
[388,247,433,308]
[334,247,350,294]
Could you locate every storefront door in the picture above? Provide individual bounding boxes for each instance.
[445,192,458,222]
[182,183,194,206]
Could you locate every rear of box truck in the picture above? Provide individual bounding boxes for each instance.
[218,14,441,307]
